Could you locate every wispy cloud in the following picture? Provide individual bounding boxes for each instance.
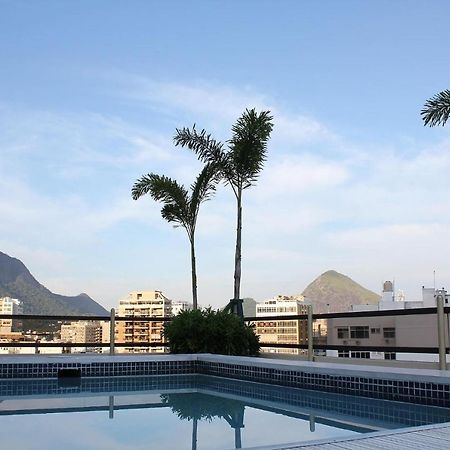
[97,71,337,145]
[255,156,350,198]
[0,105,179,172]
[3,75,450,306]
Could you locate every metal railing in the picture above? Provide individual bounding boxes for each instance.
[0,308,171,354]
[1,303,449,369]
[246,302,450,370]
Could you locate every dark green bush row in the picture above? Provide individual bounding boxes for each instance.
[163,308,260,356]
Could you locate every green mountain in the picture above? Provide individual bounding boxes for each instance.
[302,270,380,313]
[0,251,107,316]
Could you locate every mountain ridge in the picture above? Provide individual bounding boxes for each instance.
[0,251,107,316]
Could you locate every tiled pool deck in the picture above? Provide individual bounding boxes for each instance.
[1,353,450,449]
[263,423,450,449]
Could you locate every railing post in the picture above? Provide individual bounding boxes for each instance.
[307,304,314,361]
[436,294,446,370]
[109,308,115,355]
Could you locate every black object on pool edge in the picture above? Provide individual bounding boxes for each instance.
[58,368,81,378]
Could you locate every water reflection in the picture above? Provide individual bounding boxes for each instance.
[108,395,114,419]
[92,391,325,449]
[161,393,246,449]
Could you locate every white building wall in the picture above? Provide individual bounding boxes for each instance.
[0,297,23,333]
[171,301,193,316]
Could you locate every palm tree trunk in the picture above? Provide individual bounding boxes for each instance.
[190,235,198,309]
[233,191,242,301]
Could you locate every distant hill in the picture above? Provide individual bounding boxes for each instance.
[0,251,107,316]
[302,270,380,313]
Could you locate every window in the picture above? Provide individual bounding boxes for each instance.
[370,328,380,334]
[350,326,369,339]
[279,320,296,327]
[338,350,350,358]
[383,328,396,338]
[351,351,370,359]
[337,327,349,339]
[384,352,396,360]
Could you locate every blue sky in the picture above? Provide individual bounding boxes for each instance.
[1,1,450,309]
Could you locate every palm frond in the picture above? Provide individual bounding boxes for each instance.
[132,174,190,228]
[422,90,450,127]
[161,203,184,225]
[174,125,227,166]
[228,109,273,188]
[189,163,220,218]
[131,174,155,200]
[132,173,188,204]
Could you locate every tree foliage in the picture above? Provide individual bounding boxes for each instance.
[174,109,274,303]
[132,164,218,237]
[421,90,450,127]
[161,392,246,423]
[174,109,273,196]
[163,308,260,356]
[132,164,219,308]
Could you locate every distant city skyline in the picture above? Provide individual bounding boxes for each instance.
[1,1,450,309]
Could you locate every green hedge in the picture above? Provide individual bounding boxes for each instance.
[163,308,260,356]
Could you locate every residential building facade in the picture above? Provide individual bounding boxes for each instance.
[0,297,23,334]
[256,295,309,355]
[60,321,101,353]
[116,290,172,353]
[327,283,450,362]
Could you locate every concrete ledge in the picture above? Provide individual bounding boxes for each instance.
[198,354,450,383]
[1,352,450,383]
[0,353,197,364]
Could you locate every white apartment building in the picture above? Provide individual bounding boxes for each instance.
[116,290,172,353]
[0,297,23,333]
[171,301,193,316]
[368,281,445,312]
[256,295,309,355]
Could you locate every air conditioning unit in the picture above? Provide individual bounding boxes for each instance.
[385,339,391,344]
[342,340,348,345]
[355,341,360,345]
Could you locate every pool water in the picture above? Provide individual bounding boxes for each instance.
[1,374,450,450]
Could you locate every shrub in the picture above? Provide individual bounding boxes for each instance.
[164,308,260,356]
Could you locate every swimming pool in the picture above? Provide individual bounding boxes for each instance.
[2,373,450,450]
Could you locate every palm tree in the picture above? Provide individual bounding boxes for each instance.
[422,90,450,126]
[132,164,218,309]
[161,392,246,450]
[174,109,274,314]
